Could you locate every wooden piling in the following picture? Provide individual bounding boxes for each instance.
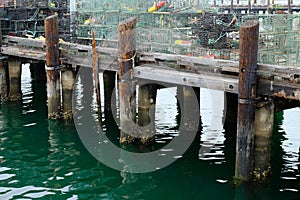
[253,98,274,180]
[288,0,292,14]
[248,0,251,14]
[137,84,157,143]
[29,62,46,81]
[103,71,116,112]
[45,15,61,119]
[235,20,259,181]
[0,61,7,101]
[92,32,101,109]
[61,69,75,120]
[224,92,238,131]
[8,59,22,101]
[182,86,199,130]
[267,0,271,14]
[0,20,8,101]
[118,17,137,144]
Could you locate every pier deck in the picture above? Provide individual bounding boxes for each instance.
[2,35,300,101]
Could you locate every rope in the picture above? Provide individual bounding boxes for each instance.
[118,53,136,67]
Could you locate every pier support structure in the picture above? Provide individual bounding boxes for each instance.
[137,84,157,143]
[0,60,8,101]
[0,20,8,101]
[8,59,22,101]
[45,15,61,119]
[29,62,46,81]
[253,98,274,180]
[61,68,75,120]
[103,71,116,113]
[235,20,259,181]
[118,17,137,144]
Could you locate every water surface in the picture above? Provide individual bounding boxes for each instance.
[0,65,299,199]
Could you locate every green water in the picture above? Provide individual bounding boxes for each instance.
[0,66,300,199]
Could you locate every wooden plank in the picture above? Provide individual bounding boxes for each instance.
[133,65,238,93]
[1,46,46,60]
[6,36,45,49]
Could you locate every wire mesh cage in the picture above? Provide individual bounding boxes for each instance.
[242,14,300,66]
[75,0,238,59]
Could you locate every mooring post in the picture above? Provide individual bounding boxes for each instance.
[118,17,137,144]
[45,15,61,119]
[253,98,274,180]
[235,20,259,181]
[8,59,22,101]
[137,84,157,143]
[61,68,75,120]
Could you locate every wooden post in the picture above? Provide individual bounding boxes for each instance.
[0,60,7,101]
[267,0,271,14]
[8,59,22,101]
[0,20,8,101]
[193,87,201,131]
[103,71,116,112]
[248,0,251,14]
[288,0,292,14]
[224,92,238,131]
[235,20,259,181]
[137,84,157,143]
[183,86,198,130]
[45,15,61,119]
[29,62,46,81]
[92,32,101,110]
[253,98,274,180]
[230,0,234,13]
[61,69,75,120]
[118,17,137,144]
[70,0,77,42]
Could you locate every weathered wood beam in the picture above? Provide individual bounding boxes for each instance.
[133,65,238,93]
[235,20,259,181]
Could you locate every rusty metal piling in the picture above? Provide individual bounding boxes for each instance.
[235,20,259,181]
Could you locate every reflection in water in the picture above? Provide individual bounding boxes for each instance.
[0,66,299,199]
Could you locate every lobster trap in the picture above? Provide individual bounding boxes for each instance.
[242,14,300,66]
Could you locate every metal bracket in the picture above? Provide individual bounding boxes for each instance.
[0,56,8,60]
[238,97,263,105]
[118,53,136,68]
[45,65,65,71]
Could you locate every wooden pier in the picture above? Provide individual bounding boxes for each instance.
[0,15,300,182]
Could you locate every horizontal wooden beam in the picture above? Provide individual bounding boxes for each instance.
[133,65,238,93]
